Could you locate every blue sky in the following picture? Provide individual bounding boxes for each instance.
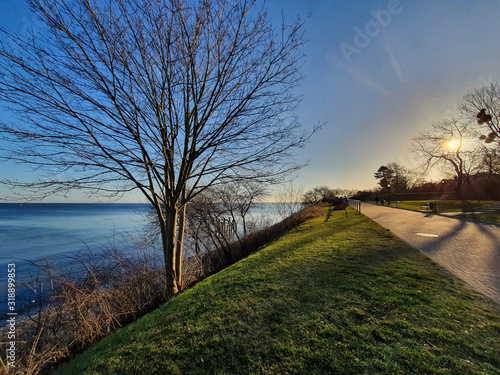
[1,0,500,202]
[270,0,500,192]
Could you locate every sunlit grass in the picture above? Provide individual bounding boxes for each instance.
[56,208,500,375]
[395,200,500,225]
[458,210,500,225]
[397,200,495,213]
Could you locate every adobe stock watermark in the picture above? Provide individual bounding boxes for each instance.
[6,263,17,370]
[340,0,406,64]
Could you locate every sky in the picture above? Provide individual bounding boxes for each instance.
[1,0,500,202]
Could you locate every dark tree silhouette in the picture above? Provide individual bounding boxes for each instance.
[460,83,500,146]
[411,118,482,199]
[374,163,416,193]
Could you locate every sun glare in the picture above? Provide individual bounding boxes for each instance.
[447,139,460,149]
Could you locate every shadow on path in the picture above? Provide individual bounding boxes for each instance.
[361,203,500,304]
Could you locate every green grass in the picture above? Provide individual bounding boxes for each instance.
[394,200,500,225]
[457,210,500,225]
[396,200,495,213]
[56,208,500,375]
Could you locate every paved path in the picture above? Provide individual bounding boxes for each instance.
[360,203,500,304]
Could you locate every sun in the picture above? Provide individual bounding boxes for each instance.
[447,139,461,149]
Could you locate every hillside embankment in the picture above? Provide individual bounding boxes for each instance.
[55,207,500,374]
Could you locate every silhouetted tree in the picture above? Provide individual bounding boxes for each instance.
[481,147,500,176]
[411,118,483,199]
[302,186,335,204]
[374,166,393,193]
[460,83,500,146]
[375,162,417,193]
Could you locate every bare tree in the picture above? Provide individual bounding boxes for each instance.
[0,0,315,295]
[411,118,483,199]
[212,181,267,239]
[181,181,265,270]
[302,185,334,204]
[460,83,500,145]
[389,162,420,192]
[480,146,500,176]
[276,183,304,229]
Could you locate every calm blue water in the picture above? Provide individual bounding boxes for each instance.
[0,203,150,315]
[0,202,284,316]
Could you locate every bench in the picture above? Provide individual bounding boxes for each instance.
[421,202,436,211]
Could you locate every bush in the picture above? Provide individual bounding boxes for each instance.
[1,239,168,375]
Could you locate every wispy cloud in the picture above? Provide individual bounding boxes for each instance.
[384,41,404,83]
[350,69,390,96]
[327,53,390,96]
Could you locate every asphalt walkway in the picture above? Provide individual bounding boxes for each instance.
[360,203,500,304]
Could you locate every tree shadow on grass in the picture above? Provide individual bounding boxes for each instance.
[325,205,334,222]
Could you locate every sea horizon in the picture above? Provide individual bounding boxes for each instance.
[0,202,282,316]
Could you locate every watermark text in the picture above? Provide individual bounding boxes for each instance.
[340,0,406,63]
[6,263,17,369]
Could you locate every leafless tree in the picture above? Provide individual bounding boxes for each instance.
[390,163,421,192]
[302,185,333,204]
[275,182,304,229]
[460,82,500,146]
[211,181,267,239]
[182,181,265,268]
[0,0,316,295]
[411,118,483,199]
[480,146,500,176]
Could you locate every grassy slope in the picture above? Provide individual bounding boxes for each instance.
[56,208,500,375]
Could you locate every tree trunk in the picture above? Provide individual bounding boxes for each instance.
[242,215,247,238]
[175,203,186,290]
[456,174,464,200]
[162,206,179,297]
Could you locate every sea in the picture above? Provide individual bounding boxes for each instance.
[0,203,151,316]
[0,202,282,316]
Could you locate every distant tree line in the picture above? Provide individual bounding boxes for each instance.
[302,186,357,204]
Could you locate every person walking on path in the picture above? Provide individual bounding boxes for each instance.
[374,195,380,205]
[361,203,500,304]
